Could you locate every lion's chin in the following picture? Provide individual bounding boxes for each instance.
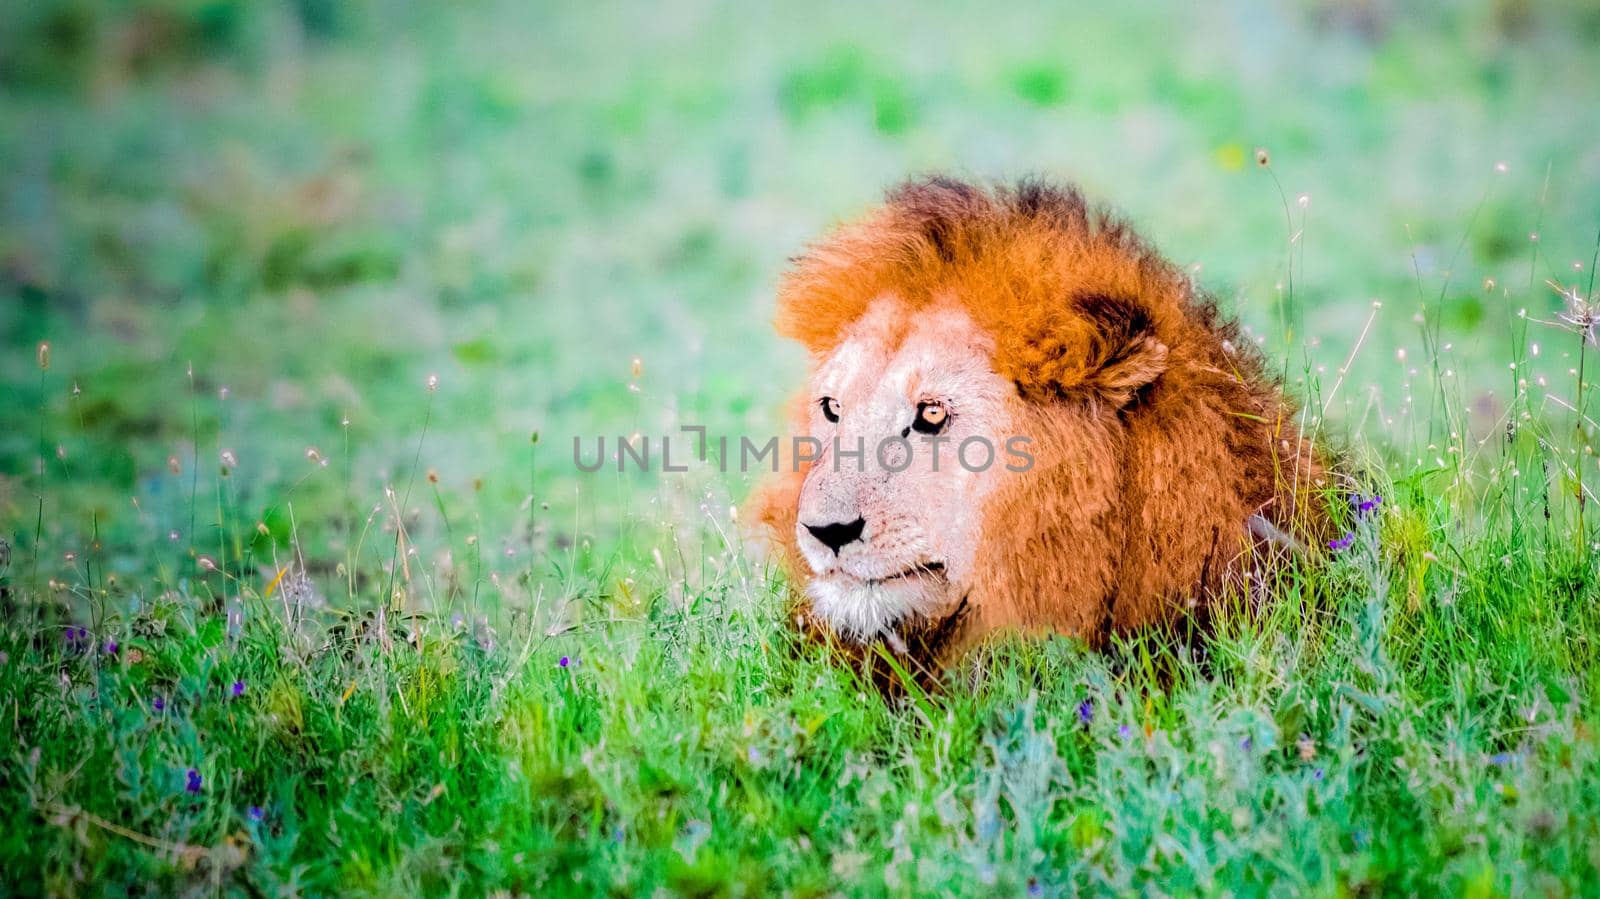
[805,569,949,643]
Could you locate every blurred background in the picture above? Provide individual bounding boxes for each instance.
[2,0,1598,600]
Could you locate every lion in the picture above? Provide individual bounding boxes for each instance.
[750,176,1332,677]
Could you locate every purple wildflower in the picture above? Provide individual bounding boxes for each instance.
[231,680,245,698]
[1240,735,1253,751]
[1355,495,1383,516]
[185,769,203,794]
[1027,878,1043,897]
[1077,699,1094,725]
[103,640,118,655]
[1328,534,1354,552]
[153,696,166,712]
[558,656,570,668]
[248,806,264,822]
[1118,724,1132,738]
[1313,768,1325,780]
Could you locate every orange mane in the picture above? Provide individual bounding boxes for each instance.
[779,178,1196,403]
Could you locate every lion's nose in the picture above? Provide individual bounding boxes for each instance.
[804,517,866,554]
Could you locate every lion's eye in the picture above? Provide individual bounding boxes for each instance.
[819,396,841,423]
[912,401,948,435]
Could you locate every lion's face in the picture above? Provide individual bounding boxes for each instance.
[795,297,1021,640]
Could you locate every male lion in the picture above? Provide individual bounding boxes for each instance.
[752,177,1331,675]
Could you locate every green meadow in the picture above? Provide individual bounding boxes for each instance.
[3,1,1600,894]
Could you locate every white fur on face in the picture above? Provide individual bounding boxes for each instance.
[796,297,1017,641]
[805,573,940,644]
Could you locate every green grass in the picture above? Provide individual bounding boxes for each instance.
[4,0,1600,894]
[5,495,1600,895]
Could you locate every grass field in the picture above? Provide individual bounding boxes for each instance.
[3,0,1600,894]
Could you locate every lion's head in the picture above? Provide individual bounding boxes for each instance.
[753,177,1328,666]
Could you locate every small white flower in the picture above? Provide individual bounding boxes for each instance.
[1554,283,1598,346]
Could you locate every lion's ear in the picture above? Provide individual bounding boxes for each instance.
[1075,292,1169,405]
[1001,292,1169,406]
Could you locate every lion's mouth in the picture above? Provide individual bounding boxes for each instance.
[807,561,952,641]
[865,561,946,586]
